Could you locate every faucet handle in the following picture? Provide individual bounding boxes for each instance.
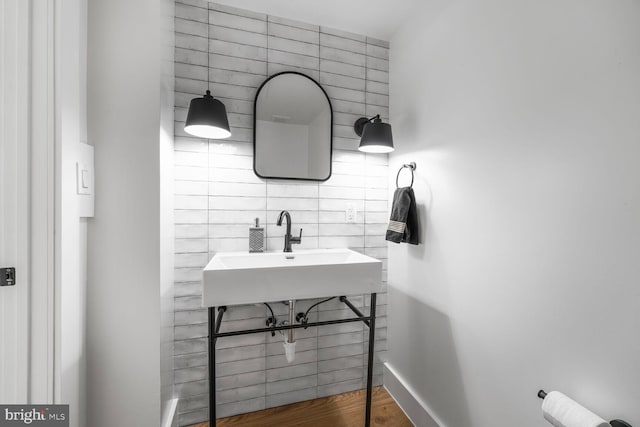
[290,228,302,244]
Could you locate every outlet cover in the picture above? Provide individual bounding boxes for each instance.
[345,203,357,223]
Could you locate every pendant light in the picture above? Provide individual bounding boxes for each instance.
[184,90,231,139]
[354,115,394,153]
[356,39,392,153]
[184,8,231,140]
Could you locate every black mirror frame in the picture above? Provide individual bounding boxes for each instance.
[253,71,333,182]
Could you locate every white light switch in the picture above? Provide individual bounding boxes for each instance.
[81,169,89,189]
[77,143,95,217]
[77,164,91,194]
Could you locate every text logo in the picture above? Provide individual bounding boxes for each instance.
[0,406,68,427]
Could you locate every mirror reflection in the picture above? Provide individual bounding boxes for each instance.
[254,72,332,181]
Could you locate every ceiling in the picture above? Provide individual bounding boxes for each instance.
[211,0,421,41]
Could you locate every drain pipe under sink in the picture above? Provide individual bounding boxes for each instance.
[283,299,296,363]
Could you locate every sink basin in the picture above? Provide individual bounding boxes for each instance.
[202,248,382,307]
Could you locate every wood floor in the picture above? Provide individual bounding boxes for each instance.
[192,387,413,427]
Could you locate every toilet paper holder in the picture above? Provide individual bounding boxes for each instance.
[538,390,632,427]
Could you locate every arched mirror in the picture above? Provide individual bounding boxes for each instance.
[253,72,333,181]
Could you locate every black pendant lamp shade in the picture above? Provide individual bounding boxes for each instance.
[184,90,231,139]
[354,115,394,153]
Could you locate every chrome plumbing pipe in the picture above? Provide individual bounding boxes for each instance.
[288,299,295,343]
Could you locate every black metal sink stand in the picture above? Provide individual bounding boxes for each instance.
[207,293,377,427]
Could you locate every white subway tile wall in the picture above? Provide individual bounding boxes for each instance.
[173,2,389,425]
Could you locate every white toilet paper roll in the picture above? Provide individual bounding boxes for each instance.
[542,391,610,427]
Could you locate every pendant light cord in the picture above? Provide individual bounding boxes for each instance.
[364,39,368,123]
[363,38,368,239]
[207,5,211,92]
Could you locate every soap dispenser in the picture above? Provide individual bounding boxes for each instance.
[249,218,264,253]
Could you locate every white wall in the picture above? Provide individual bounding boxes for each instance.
[54,0,88,425]
[387,1,640,426]
[87,0,173,425]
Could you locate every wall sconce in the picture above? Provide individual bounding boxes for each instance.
[353,115,394,153]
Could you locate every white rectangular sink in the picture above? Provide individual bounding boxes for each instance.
[202,248,382,307]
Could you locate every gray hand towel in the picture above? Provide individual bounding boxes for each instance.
[386,187,419,245]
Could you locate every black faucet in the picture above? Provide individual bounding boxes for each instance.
[276,210,302,252]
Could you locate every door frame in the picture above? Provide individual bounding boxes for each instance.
[30,0,56,404]
[0,0,31,404]
[0,0,56,403]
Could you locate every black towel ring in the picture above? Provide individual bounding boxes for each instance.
[396,162,417,188]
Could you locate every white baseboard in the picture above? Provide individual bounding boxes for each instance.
[383,363,443,427]
[161,398,178,427]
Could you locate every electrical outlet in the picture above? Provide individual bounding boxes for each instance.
[345,203,357,223]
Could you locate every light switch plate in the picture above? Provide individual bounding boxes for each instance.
[77,143,95,218]
[345,203,357,223]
